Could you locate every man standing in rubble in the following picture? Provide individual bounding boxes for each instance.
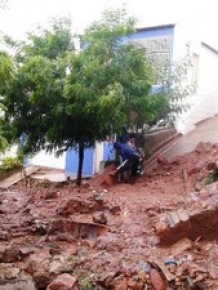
[110,141,140,179]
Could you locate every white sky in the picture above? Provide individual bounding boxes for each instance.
[0,0,218,48]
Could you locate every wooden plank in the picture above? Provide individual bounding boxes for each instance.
[0,165,40,189]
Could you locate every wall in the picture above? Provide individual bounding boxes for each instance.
[65,147,94,177]
[173,22,218,134]
[31,150,66,169]
[94,142,104,174]
[124,25,174,86]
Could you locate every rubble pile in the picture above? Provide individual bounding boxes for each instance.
[156,181,218,244]
[0,142,218,289]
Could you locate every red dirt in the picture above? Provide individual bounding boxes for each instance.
[1,142,218,289]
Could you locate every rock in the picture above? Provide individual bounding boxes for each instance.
[156,156,169,166]
[48,218,108,239]
[2,247,19,263]
[56,232,74,242]
[47,273,77,290]
[127,278,144,290]
[111,277,128,290]
[170,238,192,255]
[206,161,218,171]
[97,272,118,288]
[92,211,107,224]
[49,254,76,275]
[0,264,20,280]
[150,268,167,290]
[19,246,36,258]
[187,165,202,175]
[57,198,107,216]
[0,278,37,290]
[155,261,176,282]
[195,183,203,192]
[0,245,6,260]
[44,191,58,199]
[26,250,50,289]
[0,230,10,241]
[167,212,180,228]
[110,205,121,215]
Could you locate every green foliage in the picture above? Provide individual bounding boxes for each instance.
[0,51,14,94]
[3,18,72,154]
[148,54,196,127]
[0,133,8,152]
[168,56,196,116]
[0,156,22,172]
[0,51,14,151]
[205,171,218,185]
[79,277,95,290]
[21,18,73,60]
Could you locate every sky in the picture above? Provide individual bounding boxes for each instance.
[0,0,218,48]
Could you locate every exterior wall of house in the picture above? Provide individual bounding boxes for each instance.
[65,147,94,177]
[30,142,105,176]
[173,22,218,134]
[94,142,104,174]
[31,150,66,169]
[123,25,175,86]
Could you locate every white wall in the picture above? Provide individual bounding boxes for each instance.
[173,22,218,134]
[31,150,66,170]
[93,142,104,174]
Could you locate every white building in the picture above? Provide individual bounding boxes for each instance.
[125,21,218,134]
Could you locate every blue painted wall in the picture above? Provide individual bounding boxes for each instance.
[65,147,94,176]
[122,25,175,70]
[103,141,115,161]
[123,25,174,42]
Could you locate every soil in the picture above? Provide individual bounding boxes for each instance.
[1,142,218,289]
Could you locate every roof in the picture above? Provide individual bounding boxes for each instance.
[136,24,175,33]
[201,42,218,55]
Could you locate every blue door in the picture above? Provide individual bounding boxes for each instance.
[65,147,94,177]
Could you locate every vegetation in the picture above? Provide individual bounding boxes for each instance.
[79,277,95,290]
[0,156,22,172]
[1,8,191,185]
[0,51,14,152]
[205,171,218,185]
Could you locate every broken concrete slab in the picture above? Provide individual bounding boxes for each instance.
[155,182,218,245]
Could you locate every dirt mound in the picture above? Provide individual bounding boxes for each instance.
[92,163,118,187]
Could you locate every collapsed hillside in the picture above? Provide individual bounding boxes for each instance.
[0,142,218,289]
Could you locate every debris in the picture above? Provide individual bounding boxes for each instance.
[156,156,169,166]
[170,238,193,255]
[92,211,107,224]
[47,273,77,290]
[150,268,167,290]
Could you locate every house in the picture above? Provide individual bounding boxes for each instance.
[30,21,218,175]
[123,22,218,134]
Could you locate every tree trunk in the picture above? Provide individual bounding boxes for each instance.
[76,141,84,186]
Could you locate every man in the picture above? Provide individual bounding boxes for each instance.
[110,141,140,179]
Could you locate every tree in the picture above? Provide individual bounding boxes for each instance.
[62,8,165,184]
[3,18,73,155]
[3,10,169,186]
[0,51,14,152]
